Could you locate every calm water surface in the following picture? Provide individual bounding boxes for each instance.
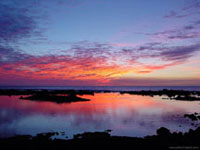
[0,93,200,138]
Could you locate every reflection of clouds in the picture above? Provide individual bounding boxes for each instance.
[0,109,19,124]
[0,93,199,138]
[69,113,111,130]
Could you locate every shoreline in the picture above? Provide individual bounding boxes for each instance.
[0,89,200,101]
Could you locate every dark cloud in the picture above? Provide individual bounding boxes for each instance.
[160,44,200,61]
[0,1,39,43]
[184,25,195,30]
[182,0,200,11]
[164,11,188,19]
[164,0,200,20]
[194,20,200,25]
[0,0,44,67]
[119,41,200,64]
[0,46,30,65]
[164,11,191,19]
[148,20,200,40]
[167,32,200,40]
[71,41,112,58]
[136,42,163,51]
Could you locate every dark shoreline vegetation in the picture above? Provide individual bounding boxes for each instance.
[0,126,200,150]
[120,89,200,101]
[20,94,90,103]
[184,113,200,121]
[0,89,94,103]
[0,89,200,103]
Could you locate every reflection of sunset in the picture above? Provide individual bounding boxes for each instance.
[0,94,164,116]
[0,93,200,138]
[79,93,158,108]
[1,93,200,116]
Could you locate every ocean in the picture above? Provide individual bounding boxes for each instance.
[1,85,200,138]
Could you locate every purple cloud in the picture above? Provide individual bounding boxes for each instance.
[184,25,195,30]
[194,20,200,25]
[182,0,200,11]
[118,42,200,64]
[160,44,200,61]
[0,46,30,65]
[0,0,44,67]
[147,20,200,41]
[164,11,188,19]
[0,1,39,43]
[164,0,200,20]
[167,31,200,40]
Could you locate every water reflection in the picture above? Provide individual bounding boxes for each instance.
[0,93,199,138]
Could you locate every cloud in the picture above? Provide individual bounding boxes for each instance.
[0,0,44,70]
[0,42,130,83]
[184,25,195,30]
[167,32,200,40]
[0,40,200,86]
[148,22,200,41]
[194,20,200,25]
[164,11,188,18]
[156,0,200,43]
[0,1,40,43]
[0,41,199,84]
[137,27,200,43]
[0,46,31,65]
[164,0,200,19]
[160,44,200,61]
[182,0,200,11]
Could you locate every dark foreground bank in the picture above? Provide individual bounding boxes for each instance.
[0,126,200,150]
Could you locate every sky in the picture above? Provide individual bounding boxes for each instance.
[0,0,200,86]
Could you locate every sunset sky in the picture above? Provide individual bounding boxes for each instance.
[0,0,200,86]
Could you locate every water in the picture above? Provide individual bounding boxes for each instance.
[0,86,200,91]
[0,93,200,139]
